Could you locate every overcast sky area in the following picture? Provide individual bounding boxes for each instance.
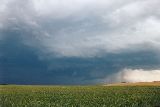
[0,0,160,85]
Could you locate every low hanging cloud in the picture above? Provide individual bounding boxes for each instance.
[0,0,160,58]
[1,0,160,84]
[103,69,160,83]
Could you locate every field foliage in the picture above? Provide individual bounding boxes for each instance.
[0,85,160,107]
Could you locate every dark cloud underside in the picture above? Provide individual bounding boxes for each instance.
[0,0,160,84]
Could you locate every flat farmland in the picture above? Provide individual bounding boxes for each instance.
[0,85,160,107]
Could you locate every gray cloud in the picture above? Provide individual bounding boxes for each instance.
[1,0,160,58]
[1,0,160,84]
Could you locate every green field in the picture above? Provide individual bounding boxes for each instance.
[0,85,160,107]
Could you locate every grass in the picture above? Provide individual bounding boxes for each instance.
[0,85,160,107]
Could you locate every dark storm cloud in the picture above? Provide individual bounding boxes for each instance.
[1,0,160,57]
[1,34,159,84]
[0,0,160,84]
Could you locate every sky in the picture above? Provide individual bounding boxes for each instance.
[0,0,160,85]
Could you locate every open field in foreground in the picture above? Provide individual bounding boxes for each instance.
[0,85,160,107]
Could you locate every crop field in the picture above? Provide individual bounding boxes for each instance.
[0,85,160,107]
